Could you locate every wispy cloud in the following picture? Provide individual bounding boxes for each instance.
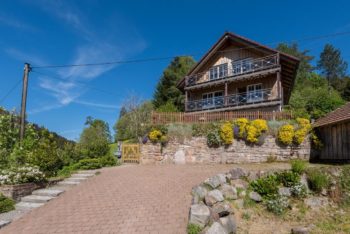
[28,103,63,114]
[4,48,47,66]
[74,100,120,109]
[0,15,37,32]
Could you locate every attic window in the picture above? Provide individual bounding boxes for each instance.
[209,63,228,80]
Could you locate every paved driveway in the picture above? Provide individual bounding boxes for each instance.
[1,164,237,234]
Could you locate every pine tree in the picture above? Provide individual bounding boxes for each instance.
[153,56,195,111]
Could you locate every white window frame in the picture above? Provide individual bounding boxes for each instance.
[202,91,224,109]
[246,83,263,103]
[209,63,228,80]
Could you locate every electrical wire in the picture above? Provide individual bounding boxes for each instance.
[30,30,350,69]
[0,78,22,105]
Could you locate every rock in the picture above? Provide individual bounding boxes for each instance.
[212,202,233,217]
[278,187,291,197]
[205,190,224,206]
[238,190,246,198]
[291,226,309,234]
[174,150,186,164]
[321,188,328,196]
[192,185,208,200]
[220,215,237,234]
[233,199,244,209]
[300,174,310,192]
[249,191,262,202]
[220,184,238,200]
[205,174,227,189]
[189,204,210,228]
[304,197,328,209]
[229,168,246,180]
[205,222,228,234]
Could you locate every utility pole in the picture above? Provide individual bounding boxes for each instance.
[19,63,31,142]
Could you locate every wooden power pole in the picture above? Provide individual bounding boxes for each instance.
[19,63,31,142]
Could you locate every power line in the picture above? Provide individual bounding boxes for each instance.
[31,30,350,69]
[0,78,22,105]
[31,70,121,99]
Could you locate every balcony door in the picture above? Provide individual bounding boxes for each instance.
[247,84,263,103]
[202,91,224,109]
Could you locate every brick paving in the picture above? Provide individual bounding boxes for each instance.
[1,164,237,234]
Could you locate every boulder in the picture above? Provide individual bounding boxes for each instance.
[229,168,246,180]
[205,190,224,206]
[278,187,291,197]
[230,179,248,189]
[189,204,210,228]
[291,226,309,234]
[204,222,228,234]
[173,150,186,164]
[192,185,208,200]
[212,201,233,217]
[220,214,237,234]
[205,174,227,189]
[300,174,310,192]
[249,191,262,202]
[304,197,328,209]
[220,184,238,200]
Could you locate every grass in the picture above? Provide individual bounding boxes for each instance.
[187,223,202,234]
[0,194,15,213]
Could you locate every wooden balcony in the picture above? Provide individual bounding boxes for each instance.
[185,88,279,112]
[185,54,279,88]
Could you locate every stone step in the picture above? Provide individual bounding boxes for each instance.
[32,189,64,197]
[66,177,87,182]
[16,202,44,209]
[21,195,54,203]
[0,220,11,228]
[57,180,80,186]
[71,173,94,178]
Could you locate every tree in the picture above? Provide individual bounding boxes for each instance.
[276,43,314,87]
[77,117,111,159]
[153,56,196,111]
[317,44,348,89]
[114,96,153,142]
[156,101,179,112]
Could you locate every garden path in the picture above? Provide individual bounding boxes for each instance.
[0,163,289,234]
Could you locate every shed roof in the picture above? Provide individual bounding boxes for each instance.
[313,102,350,127]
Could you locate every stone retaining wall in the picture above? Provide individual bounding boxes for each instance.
[140,136,310,164]
[0,183,44,201]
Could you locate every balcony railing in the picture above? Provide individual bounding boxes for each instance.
[186,54,279,87]
[186,89,274,112]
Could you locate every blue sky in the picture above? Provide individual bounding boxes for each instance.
[0,0,349,140]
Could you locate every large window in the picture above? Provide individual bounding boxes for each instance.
[209,63,228,80]
[202,91,224,109]
[247,84,263,102]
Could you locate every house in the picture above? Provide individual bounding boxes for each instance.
[177,32,300,112]
[312,102,350,161]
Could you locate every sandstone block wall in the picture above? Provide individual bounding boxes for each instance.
[140,136,310,164]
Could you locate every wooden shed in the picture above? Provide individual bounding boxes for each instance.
[313,102,350,161]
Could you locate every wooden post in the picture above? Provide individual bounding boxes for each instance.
[185,91,188,112]
[224,82,228,106]
[20,63,30,142]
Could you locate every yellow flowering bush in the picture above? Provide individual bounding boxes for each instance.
[278,124,295,145]
[219,122,234,145]
[234,118,249,138]
[246,125,259,143]
[149,129,162,143]
[296,118,312,131]
[294,128,308,145]
[310,131,323,149]
[245,119,268,144]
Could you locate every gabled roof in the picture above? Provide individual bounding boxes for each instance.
[313,102,350,127]
[177,32,300,104]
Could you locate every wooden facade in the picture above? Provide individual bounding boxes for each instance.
[312,102,350,161]
[177,32,299,113]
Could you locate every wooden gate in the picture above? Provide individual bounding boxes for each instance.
[121,144,140,163]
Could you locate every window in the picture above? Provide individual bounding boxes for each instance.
[247,84,263,102]
[202,91,224,109]
[209,63,228,80]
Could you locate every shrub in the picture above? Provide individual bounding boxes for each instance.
[0,165,46,185]
[307,169,330,193]
[290,183,307,198]
[167,124,192,143]
[0,194,15,213]
[57,164,79,178]
[187,223,202,234]
[219,122,234,145]
[207,130,221,148]
[265,195,289,215]
[278,124,294,145]
[99,155,117,167]
[294,128,308,145]
[250,174,279,197]
[234,118,249,138]
[76,158,102,170]
[291,159,307,174]
[148,129,163,143]
[296,118,311,131]
[340,166,350,206]
[246,125,259,143]
[267,120,289,137]
[310,130,324,149]
[251,119,268,132]
[277,171,300,187]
